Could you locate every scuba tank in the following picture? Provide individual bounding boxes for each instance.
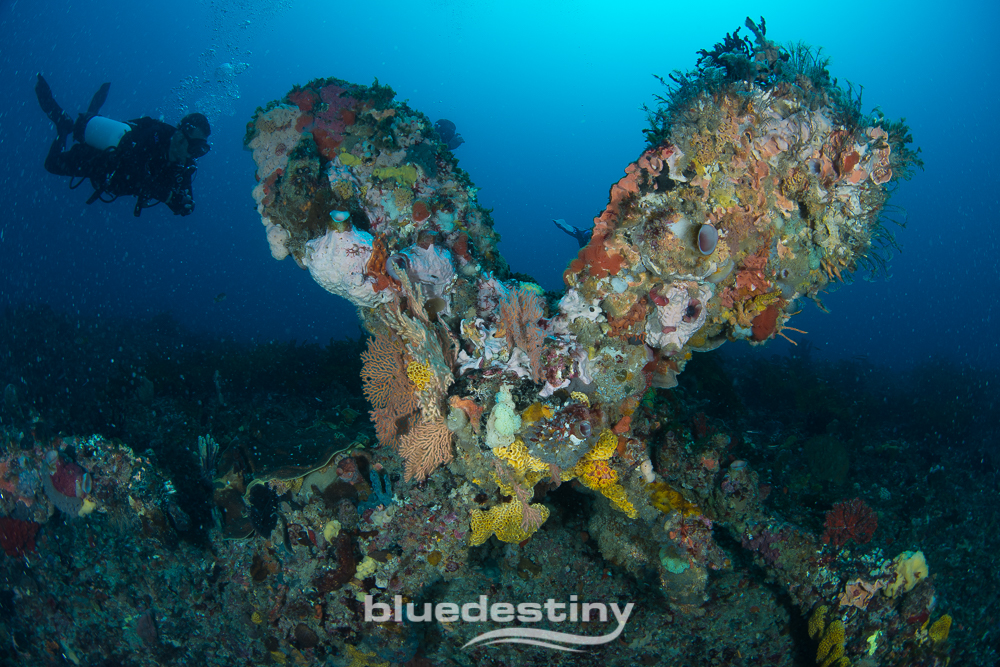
[82,115,131,150]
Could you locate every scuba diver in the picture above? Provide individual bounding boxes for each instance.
[35,74,211,217]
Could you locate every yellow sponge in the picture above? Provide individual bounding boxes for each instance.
[816,619,845,665]
[372,164,418,186]
[494,438,548,478]
[808,605,828,640]
[884,550,928,597]
[648,481,701,518]
[520,402,553,424]
[928,614,951,643]
[586,429,619,461]
[469,499,549,545]
[406,361,433,391]
[572,459,636,518]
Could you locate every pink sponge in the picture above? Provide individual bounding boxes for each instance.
[50,459,85,497]
[42,455,94,517]
[43,471,85,516]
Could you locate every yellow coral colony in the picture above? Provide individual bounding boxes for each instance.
[928,614,951,644]
[469,498,550,545]
[808,605,828,642]
[568,429,638,518]
[809,606,849,667]
[648,481,700,517]
[475,428,634,545]
[406,361,434,391]
[520,402,554,425]
[493,438,548,478]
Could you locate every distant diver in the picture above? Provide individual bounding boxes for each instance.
[553,218,593,247]
[35,74,211,217]
[434,119,465,150]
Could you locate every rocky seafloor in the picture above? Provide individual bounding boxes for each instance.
[0,305,996,666]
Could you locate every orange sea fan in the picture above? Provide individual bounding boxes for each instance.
[360,333,419,446]
[398,418,454,481]
[498,287,546,382]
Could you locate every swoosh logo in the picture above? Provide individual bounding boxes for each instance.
[462,623,626,652]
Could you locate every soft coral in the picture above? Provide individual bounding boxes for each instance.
[0,516,39,558]
[822,498,877,548]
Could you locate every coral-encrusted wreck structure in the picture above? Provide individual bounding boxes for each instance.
[237,17,943,666]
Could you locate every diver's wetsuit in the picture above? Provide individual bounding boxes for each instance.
[44,118,196,217]
[37,74,202,217]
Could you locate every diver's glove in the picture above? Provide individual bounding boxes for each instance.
[178,193,194,215]
[165,188,195,216]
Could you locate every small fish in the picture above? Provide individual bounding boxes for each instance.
[214,293,226,303]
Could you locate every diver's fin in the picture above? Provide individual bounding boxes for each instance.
[34,75,59,116]
[87,82,111,115]
[35,74,74,139]
[553,219,593,247]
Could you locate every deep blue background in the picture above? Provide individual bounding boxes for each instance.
[1,0,998,368]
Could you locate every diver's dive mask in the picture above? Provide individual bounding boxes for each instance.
[178,113,212,159]
[182,129,210,158]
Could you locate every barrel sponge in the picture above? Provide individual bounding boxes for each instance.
[303,228,393,308]
[884,550,929,597]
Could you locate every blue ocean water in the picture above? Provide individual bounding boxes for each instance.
[1,0,998,367]
[1,4,999,665]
